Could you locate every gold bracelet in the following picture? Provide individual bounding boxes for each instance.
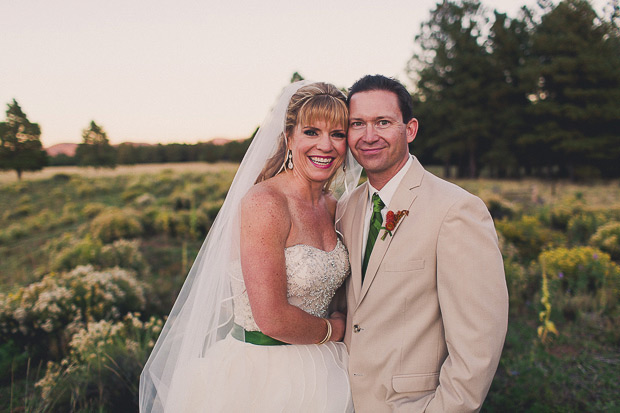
[317,318,332,344]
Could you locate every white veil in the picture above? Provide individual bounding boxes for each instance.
[139,80,362,412]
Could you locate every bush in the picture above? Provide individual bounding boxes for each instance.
[3,203,33,220]
[200,200,224,221]
[484,194,516,220]
[52,173,72,182]
[539,247,620,319]
[90,208,143,243]
[590,221,620,260]
[169,191,193,210]
[496,215,559,262]
[100,239,150,276]
[36,314,163,412]
[0,265,149,359]
[82,202,107,219]
[75,182,95,198]
[51,236,104,272]
[566,211,603,245]
[548,200,585,231]
[0,222,27,245]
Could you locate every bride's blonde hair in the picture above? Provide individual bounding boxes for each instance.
[255,82,348,188]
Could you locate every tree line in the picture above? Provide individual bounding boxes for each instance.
[2,0,619,180]
[409,0,620,179]
[49,121,254,168]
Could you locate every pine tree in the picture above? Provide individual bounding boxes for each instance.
[0,99,47,180]
[410,0,494,178]
[75,121,117,168]
[521,0,620,179]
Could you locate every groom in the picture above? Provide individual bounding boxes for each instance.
[337,75,508,412]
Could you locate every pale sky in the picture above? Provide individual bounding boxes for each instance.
[0,0,607,147]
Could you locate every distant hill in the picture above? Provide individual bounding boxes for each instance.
[210,138,235,145]
[45,143,78,157]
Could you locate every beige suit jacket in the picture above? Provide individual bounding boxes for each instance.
[336,157,508,412]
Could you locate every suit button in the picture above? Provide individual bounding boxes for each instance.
[353,324,361,333]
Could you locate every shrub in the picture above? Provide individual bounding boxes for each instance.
[52,238,149,277]
[36,314,163,412]
[548,200,585,231]
[590,221,620,260]
[100,239,150,276]
[82,202,107,219]
[169,191,193,210]
[0,222,27,245]
[51,236,103,272]
[566,211,604,245]
[75,182,95,198]
[483,194,516,220]
[200,200,224,221]
[539,247,620,319]
[122,186,146,202]
[90,208,143,243]
[50,187,67,201]
[496,215,559,262]
[29,208,56,231]
[504,259,530,313]
[52,173,72,182]
[0,265,149,359]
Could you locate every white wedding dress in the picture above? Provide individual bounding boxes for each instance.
[164,239,354,412]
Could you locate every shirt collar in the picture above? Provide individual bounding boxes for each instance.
[367,155,413,209]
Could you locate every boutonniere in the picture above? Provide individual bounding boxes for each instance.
[381,210,409,240]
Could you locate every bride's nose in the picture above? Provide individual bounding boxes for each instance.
[316,133,334,152]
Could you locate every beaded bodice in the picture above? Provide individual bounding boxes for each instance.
[231,239,350,331]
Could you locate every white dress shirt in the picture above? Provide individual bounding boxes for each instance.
[361,155,413,259]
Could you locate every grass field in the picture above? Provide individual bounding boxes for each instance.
[1,163,619,412]
[0,162,239,184]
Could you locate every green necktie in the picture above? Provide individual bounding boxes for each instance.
[362,193,384,281]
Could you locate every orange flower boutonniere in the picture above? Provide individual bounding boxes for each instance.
[381,210,409,240]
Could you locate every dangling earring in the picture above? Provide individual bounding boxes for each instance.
[287,150,293,169]
[343,162,346,173]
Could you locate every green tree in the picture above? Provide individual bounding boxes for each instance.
[521,0,620,179]
[75,121,117,168]
[0,99,47,180]
[117,143,138,165]
[409,0,494,178]
[484,10,533,178]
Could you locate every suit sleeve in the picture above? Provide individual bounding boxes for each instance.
[424,195,508,412]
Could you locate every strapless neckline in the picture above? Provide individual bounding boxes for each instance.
[285,238,343,254]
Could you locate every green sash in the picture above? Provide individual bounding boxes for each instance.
[231,323,288,346]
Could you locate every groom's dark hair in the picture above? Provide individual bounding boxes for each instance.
[347,75,414,123]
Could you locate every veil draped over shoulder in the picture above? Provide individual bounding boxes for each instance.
[139,80,362,412]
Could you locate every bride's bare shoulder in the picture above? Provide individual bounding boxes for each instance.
[241,178,290,221]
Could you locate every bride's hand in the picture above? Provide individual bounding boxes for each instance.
[329,311,346,342]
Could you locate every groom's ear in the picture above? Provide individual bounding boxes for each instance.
[406,118,418,144]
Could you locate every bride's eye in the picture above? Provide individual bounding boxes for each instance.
[304,129,318,136]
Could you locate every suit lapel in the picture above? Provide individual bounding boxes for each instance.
[356,157,425,309]
[348,184,369,304]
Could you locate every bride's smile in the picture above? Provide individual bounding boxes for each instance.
[289,119,347,185]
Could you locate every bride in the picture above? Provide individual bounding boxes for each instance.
[140,81,362,412]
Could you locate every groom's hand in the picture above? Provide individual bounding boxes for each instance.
[329,311,346,342]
